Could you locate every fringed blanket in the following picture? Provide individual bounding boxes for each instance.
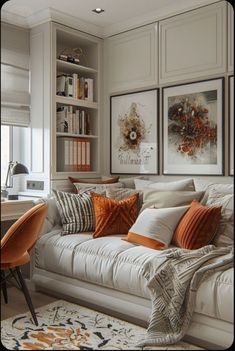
[138,245,233,347]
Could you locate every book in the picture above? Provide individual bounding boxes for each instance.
[73,139,78,171]
[81,140,86,171]
[69,140,74,171]
[85,112,91,135]
[72,73,78,99]
[85,139,91,171]
[65,76,73,97]
[67,106,73,133]
[75,109,80,134]
[77,78,80,100]
[84,78,93,101]
[77,138,82,171]
[56,75,66,96]
[56,106,66,132]
[57,137,71,171]
[78,77,85,100]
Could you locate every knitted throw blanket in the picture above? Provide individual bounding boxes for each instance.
[138,245,233,347]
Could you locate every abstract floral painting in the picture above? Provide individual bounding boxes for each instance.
[111,89,158,174]
[163,78,224,175]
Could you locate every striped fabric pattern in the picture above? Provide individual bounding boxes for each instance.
[52,190,95,235]
[172,200,222,249]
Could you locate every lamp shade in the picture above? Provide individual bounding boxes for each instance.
[11,162,29,176]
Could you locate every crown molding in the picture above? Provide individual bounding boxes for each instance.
[28,8,104,38]
[1,0,219,38]
[1,8,29,28]
[1,7,103,37]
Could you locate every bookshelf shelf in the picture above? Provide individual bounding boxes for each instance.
[56,132,98,138]
[56,95,98,109]
[57,59,97,74]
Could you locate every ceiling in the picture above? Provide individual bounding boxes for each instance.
[1,0,218,37]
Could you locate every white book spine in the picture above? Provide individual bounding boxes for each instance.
[68,106,73,133]
[72,73,77,99]
[75,109,80,134]
[69,140,74,171]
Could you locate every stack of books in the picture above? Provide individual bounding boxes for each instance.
[56,105,91,135]
[57,137,91,172]
[56,74,93,101]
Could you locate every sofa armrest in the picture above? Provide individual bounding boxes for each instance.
[34,196,62,236]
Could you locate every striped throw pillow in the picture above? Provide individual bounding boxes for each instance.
[52,190,95,235]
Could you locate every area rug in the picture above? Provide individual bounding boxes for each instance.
[1,300,203,350]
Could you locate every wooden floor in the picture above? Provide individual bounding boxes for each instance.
[1,285,57,321]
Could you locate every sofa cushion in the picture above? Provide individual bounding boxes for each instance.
[35,232,233,323]
[134,178,195,191]
[172,200,222,249]
[52,190,95,235]
[123,206,189,250]
[141,189,204,212]
[206,190,234,247]
[91,192,139,238]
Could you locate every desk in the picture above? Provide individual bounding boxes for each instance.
[1,198,35,221]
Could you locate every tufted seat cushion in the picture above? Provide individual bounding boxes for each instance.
[35,230,233,324]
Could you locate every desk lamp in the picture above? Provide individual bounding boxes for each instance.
[2,161,29,200]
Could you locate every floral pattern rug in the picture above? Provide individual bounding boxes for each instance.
[1,300,203,350]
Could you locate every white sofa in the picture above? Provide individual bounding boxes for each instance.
[31,182,234,350]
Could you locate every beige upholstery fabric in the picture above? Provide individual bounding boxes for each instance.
[141,190,204,212]
[206,190,234,247]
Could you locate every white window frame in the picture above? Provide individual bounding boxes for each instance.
[1,125,13,188]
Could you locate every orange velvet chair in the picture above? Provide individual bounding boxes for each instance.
[1,203,48,326]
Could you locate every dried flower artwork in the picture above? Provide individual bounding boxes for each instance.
[111,90,158,174]
[118,102,151,151]
[168,90,218,165]
[163,78,224,175]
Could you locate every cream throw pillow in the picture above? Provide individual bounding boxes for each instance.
[123,206,189,250]
[134,178,195,191]
[140,190,204,212]
[74,182,123,193]
[206,190,234,247]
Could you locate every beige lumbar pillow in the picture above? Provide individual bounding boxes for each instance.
[140,190,204,212]
[134,178,195,191]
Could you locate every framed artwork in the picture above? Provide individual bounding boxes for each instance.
[110,89,159,175]
[229,76,234,176]
[162,78,224,175]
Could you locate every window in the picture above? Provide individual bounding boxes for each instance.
[1,125,12,187]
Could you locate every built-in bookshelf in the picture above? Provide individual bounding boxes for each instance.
[52,23,101,176]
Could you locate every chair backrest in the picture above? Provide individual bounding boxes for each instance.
[1,203,48,264]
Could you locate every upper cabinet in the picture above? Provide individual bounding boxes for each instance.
[107,24,158,92]
[159,2,227,84]
[228,2,234,72]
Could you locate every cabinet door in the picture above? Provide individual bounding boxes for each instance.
[228,2,234,72]
[159,2,226,84]
[108,24,158,92]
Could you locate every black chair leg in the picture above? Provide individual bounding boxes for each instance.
[15,267,38,326]
[1,270,8,304]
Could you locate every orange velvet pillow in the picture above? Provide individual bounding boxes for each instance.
[91,192,139,238]
[68,176,119,184]
[172,200,222,249]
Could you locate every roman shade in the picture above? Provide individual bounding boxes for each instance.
[1,23,30,127]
